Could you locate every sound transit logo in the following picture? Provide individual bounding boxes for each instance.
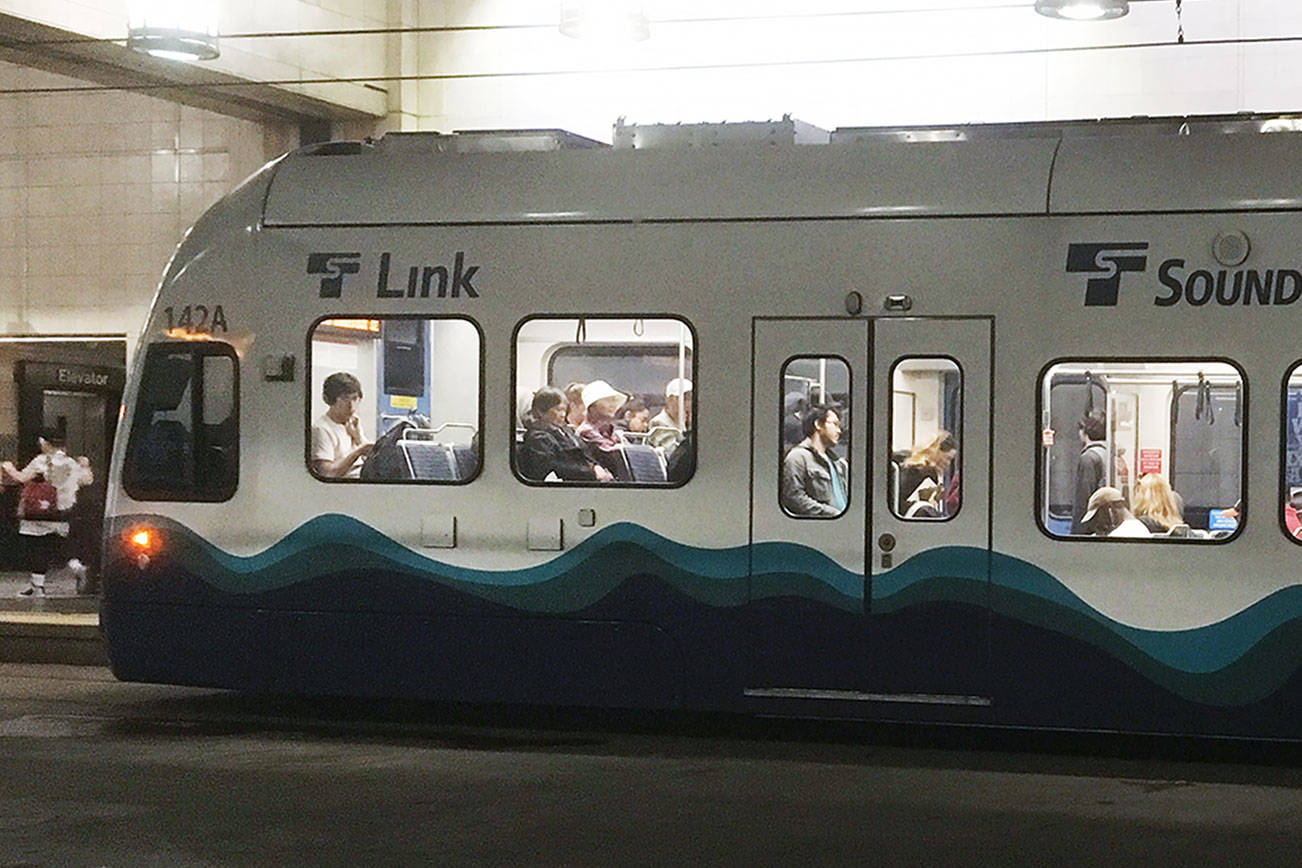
[1065,242,1150,306]
[307,252,362,298]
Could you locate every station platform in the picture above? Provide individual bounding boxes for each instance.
[0,570,106,666]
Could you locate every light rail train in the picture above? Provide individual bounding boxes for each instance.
[102,116,1302,739]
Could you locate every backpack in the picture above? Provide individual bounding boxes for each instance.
[18,477,61,520]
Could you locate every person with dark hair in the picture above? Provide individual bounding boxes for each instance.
[1071,409,1109,534]
[780,405,849,517]
[518,387,613,482]
[618,398,651,434]
[311,371,373,478]
[1,429,93,597]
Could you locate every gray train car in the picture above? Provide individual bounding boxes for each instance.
[101,118,1302,738]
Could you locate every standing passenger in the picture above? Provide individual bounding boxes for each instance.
[781,406,849,517]
[311,372,373,478]
[1071,410,1109,534]
[2,429,93,597]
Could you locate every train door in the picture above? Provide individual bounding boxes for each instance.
[868,317,992,701]
[748,318,870,693]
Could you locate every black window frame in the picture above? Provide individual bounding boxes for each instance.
[779,353,852,520]
[1279,362,1302,544]
[305,313,485,485]
[123,339,240,503]
[510,313,698,489]
[887,354,963,523]
[1034,356,1247,545]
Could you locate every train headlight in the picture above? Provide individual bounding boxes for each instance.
[124,526,159,568]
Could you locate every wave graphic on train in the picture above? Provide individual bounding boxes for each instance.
[107,514,1302,708]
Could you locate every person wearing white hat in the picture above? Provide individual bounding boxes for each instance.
[648,378,692,451]
[1081,486,1150,538]
[576,379,629,480]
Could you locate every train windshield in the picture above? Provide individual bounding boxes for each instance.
[1040,360,1244,541]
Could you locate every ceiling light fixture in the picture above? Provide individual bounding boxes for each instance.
[560,1,650,42]
[1035,0,1129,21]
[127,0,220,61]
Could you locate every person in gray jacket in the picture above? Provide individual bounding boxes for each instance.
[781,406,849,517]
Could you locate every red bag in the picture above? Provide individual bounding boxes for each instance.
[18,479,60,520]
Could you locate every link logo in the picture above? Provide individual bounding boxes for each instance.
[307,252,481,299]
[1065,242,1149,306]
[307,252,361,298]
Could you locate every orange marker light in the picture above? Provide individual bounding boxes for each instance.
[124,526,160,568]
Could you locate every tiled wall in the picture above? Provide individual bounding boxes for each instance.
[0,60,297,343]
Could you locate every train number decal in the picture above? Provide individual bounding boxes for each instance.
[164,304,228,334]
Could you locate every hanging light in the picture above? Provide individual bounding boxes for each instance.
[127,0,220,61]
[1035,0,1129,20]
[560,1,650,42]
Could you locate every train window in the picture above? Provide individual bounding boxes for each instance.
[307,317,482,483]
[123,341,239,502]
[513,316,695,486]
[1039,360,1245,541]
[890,357,961,520]
[780,356,850,519]
[1283,364,1302,542]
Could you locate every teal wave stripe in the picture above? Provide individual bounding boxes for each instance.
[873,545,1302,705]
[112,514,1302,705]
[112,514,861,612]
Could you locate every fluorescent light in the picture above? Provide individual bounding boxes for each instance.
[560,1,650,42]
[127,1,220,61]
[1035,0,1129,21]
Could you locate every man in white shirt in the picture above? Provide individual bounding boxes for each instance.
[311,372,373,478]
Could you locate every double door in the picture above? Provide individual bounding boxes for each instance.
[748,316,991,702]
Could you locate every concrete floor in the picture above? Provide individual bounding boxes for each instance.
[1,664,1301,866]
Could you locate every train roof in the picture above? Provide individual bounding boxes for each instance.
[254,116,1302,228]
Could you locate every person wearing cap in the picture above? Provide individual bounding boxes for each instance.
[1081,486,1150,538]
[577,379,631,480]
[648,378,692,451]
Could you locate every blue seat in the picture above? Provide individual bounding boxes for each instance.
[621,443,667,483]
[401,441,457,481]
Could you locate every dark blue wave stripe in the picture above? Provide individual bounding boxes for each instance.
[115,513,1302,679]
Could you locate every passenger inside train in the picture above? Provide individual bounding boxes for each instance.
[512,317,694,486]
[1041,361,1243,541]
[890,358,962,520]
[307,317,482,482]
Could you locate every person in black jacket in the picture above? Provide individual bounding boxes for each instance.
[518,387,613,482]
[1071,409,1109,534]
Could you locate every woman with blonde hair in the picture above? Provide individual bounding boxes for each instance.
[898,430,958,516]
[1132,473,1184,533]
